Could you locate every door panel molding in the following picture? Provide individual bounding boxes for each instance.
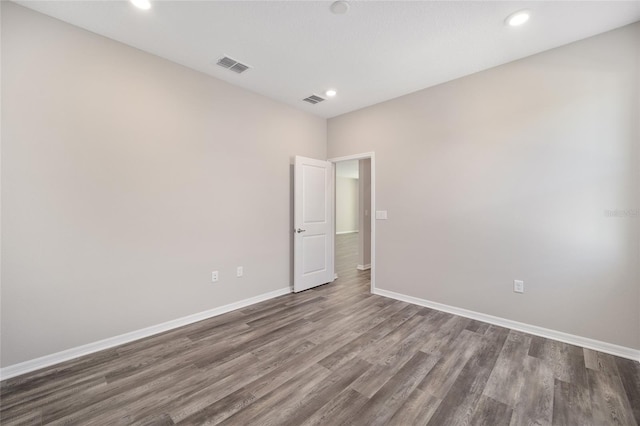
[294,156,335,292]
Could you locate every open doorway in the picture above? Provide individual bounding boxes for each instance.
[331,153,375,293]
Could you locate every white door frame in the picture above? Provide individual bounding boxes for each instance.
[328,152,376,293]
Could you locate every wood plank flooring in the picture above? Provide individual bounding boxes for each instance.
[2,233,639,425]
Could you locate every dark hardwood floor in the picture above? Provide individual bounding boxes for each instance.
[1,233,639,425]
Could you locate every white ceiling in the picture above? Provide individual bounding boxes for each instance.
[15,1,640,118]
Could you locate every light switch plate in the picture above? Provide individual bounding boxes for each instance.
[375,210,388,220]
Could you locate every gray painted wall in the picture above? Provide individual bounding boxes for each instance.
[328,23,640,349]
[2,2,638,369]
[1,3,326,366]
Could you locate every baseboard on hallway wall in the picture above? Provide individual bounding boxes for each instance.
[373,288,640,363]
[357,264,371,271]
[336,230,358,235]
[0,287,292,381]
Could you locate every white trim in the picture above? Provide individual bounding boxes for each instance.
[373,288,640,362]
[329,152,376,294]
[0,287,292,381]
[336,230,358,235]
[357,264,371,271]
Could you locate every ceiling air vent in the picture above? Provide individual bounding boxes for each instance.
[216,56,250,74]
[303,94,325,105]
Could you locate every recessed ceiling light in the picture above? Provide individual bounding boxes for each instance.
[505,9,530,27]
[330,1,350,15]
[131,0,151,10]
[325,89,337,98]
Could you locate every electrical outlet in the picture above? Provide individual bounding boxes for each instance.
[211,271,219,282]
[514,280,524,294]
[237,266,243,277]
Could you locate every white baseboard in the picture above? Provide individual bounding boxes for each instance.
[336,230,358,235]
[357,264,371,271]
[373,288,640,362]
[0,287,292,381]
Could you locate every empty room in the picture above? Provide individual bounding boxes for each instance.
[1,0,639,425]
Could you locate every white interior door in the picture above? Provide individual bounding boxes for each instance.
[294,156,335,292]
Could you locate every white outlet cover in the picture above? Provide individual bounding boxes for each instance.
[514,280,524,293]
[237,266,243,277]
[212,271,219,282]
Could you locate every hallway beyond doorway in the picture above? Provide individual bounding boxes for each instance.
[335,232,371,293]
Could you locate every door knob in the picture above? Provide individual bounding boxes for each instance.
[296,228,306,233]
